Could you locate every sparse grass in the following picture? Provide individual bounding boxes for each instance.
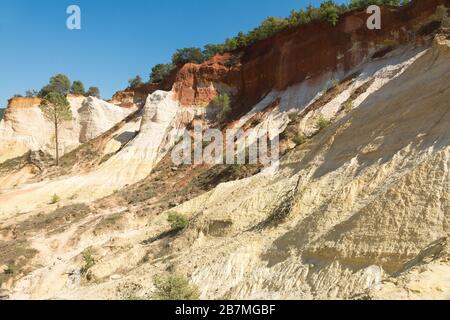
[50,194,61,204]
[80,249,96,275]
[95,212,123,231]
[343,100,353,113]
[123,294,147,300]
[288,111,299,122]
[292,133,307,146]
[3,263,15,275]
[167,212,189,232]
[381,39,399,47]
[152,273,200,300]
[315,116,330,131]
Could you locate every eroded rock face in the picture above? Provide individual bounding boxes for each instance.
[171,58,240,107]
[115,0,448,116]
[1,0,450,301]
[0,96,135,163]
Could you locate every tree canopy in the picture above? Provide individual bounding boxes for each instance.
[172,47,205,66]
[39,74,71,97]
[86,87,101,98]
[150,64,174,83]
[128,75,143,88]
[70,80,86,95]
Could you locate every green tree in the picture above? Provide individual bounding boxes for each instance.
[149,63,174,83]
[128,75,143,88]
[39,74,71,97]
[320,1,341,26]
[86,87,101,98]
[203,43,226,60]
[39,92,72,166]
[70,80,86,95]
[172,47,205,66]
[25,90,38,97]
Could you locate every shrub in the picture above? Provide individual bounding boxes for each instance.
[25,90,38,97]
[319,0,341,26]
[172,47,205,66]
[153,274,200,300]
[86,87,101,98]
[4,264,16,275]
[128,75,143,88]
[212,94,232,122]
[288,111,299,122]
[203,43,226,60]
[80,250,96,275]
[50,194,61,204]
[150,63,174,83]
[70,80,86,95]
[292,133,307,146]
[167,212,189,232]
[343,100,353,113]
[316,116,330,130]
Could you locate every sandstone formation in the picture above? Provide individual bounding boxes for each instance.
[0,0,449,301]
[0,96,135,163]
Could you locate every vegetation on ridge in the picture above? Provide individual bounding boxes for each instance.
[14,74,101,99]
[142,0,411,86]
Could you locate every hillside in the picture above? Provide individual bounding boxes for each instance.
[1,0,450,300]
[0,108,4,120]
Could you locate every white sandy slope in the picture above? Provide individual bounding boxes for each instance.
[6,36,450,300]
[0,91,191,218]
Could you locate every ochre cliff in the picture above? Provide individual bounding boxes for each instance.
[114,0,449,115]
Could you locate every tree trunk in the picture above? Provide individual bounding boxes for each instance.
[54,119,59,166]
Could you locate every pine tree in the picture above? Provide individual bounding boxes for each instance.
[39,92,72,166]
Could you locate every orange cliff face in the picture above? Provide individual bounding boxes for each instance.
[112,0,448,114]
[7,97,41,109]
[236,0,448,111]
[171,55,241,107]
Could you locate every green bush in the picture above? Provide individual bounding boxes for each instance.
[212,94,232,122]
[50,194,61,204]
[4,264,16,275]
[292,133,307,146]
[153,274,200,300]
[80,250,96,275]
[128,75,143,88]
[319,1,341,26]
[288,111,299,122]
[316,116,331,130]
[343,100,354,113]
[86,87,101,98]
[172,47,205,66]
[70,80,86,95]
[167,212,189,232]
[150,64,175,83]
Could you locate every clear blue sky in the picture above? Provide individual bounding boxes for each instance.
[0,0,347,107]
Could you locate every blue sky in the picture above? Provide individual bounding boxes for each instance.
[0,0,347,107]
